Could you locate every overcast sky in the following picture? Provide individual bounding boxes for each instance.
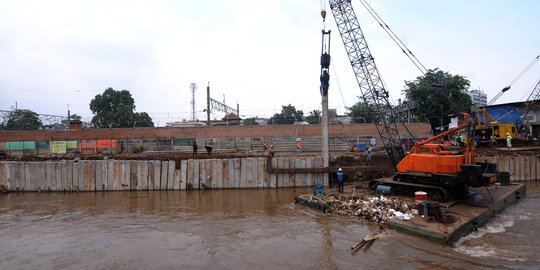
[1,0,539,126]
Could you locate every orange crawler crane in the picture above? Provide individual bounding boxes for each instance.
[374,113,499,201]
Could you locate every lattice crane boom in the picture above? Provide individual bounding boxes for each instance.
[518,78,540,130]
[328,0,404,168]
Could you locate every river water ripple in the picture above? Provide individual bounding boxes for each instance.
[1,184,539,270]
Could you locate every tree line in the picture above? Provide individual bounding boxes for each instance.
[1,68,472,131]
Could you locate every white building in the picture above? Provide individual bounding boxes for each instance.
[468,89,487,107]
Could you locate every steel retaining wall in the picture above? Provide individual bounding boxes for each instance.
[0,157,326,192]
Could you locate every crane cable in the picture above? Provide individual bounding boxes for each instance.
[331,59,348,111]
[358,0,428,75]
[507,55,540,88]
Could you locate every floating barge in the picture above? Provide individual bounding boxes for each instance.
[295,182,526,245]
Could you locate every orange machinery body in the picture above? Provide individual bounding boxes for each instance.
[397,144,466,174]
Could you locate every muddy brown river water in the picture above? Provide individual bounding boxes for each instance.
[1,184,539,270]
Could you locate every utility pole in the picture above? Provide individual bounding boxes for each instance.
[206,82,211,126]
[190,83,197,121]
[320,10,331,187]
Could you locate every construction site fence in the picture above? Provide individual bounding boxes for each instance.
[0,136,414,157]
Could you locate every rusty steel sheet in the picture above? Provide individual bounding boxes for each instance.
[179,160,187,190]
[226,159,234,189]
[84,161,96,191]
[106,160,114,191]
[0,162,6,189]
[198,159,207,189]
[186,160,194,189]
[240,158,247,188]
[233,158,241,189]
[192,160,199,190]
[167,160,175,190]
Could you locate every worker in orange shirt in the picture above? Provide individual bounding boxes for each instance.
[295,140,302,153]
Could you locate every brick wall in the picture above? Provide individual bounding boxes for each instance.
[0,123,431,142]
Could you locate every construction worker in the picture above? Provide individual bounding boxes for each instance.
[295,140,302,153]
[337,168,344,193]
[192,141,198,156]
[506,133,512,148]
[263,143,274,157]
[459,135,466,147]
[491,134,497,148]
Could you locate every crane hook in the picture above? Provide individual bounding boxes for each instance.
[321,10,326,21]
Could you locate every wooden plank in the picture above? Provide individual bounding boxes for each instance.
[227,159,234,189]
[306,157,313,187]
[23,162,31,191]
[76,160,85,191]
[217,159,225,189]
[285,158,292,187]
[173,169,181,190]
[130,161,138,190]
[245,158,253,188]
[239,158,247,188]
[256,157,264,188]
[233,158,240,188]
[186,160,194,189]
[180,160,187,190]
[537,156,540,181]
[141,161,149,190]
[237,158,248,188]
[160,160,169,190]
[3,162,11,190]
[54,162,61,191]
[111,160,121,190]
[250,158,258,188]
[270,157,277,188]
[66,161,74,191]
[147,161,155,190]
[192,160,200,189]
[199,159,207,189]
[521,156,531,181]
[101,160,109,191]
[86,161,96,191]
[211,159,219,189]
[276,157,289,188]
[123,161,131,190]
[203,159,211,189]
[106,160,114,191]
[209,159,216,188]
[152,160,161,190]
[71,161,80,191]
[0,163,6,190]
[95,161,103,191]
[298,158,306,187]
[44,162,53,191]
[51,162,59,191]
[167,160,175,190]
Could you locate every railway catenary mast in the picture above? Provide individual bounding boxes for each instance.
[327,0,405,168]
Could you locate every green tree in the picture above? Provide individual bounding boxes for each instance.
[267,104,304,125]
[402,68,472,131]
[61,114,83,125]
[306,110,321,124]
[347,101,379,123]
[243,117,259,125]
[5,109,42,130]
[133,112,154,127]
[89,87,154,128]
